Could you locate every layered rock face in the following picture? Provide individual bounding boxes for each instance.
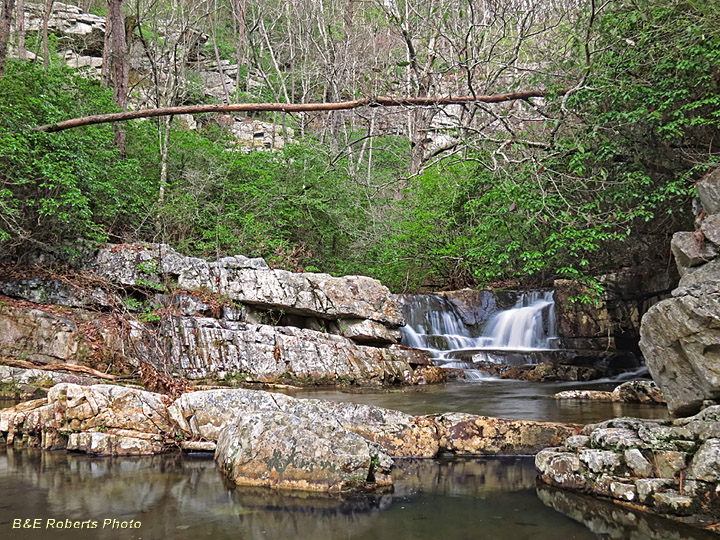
[536,407,720,527]
[641,167,720,416]
[1,383,578,491]
[0,243,430,386]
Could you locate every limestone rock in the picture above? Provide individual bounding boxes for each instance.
[23,2,106,56]
[554,390,614,401]
[436,413,578,455]
[697,168,720,215]
[163,316,422,384]
[536,407,720,525]
[701,213,720,247]
[640,282,720,416]
[90,244,404,326]
[168,388,439,458]
[678,257,720,288]
[215,411,393,492]
[670,231,718,275]
[67,432,165,456]
[338,319,401,345]
[612,380,665,404]
[0,303,89,364]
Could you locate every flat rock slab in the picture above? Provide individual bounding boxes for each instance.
[536,408,720,526]
[91,243,404,326]
[215,411,393,492]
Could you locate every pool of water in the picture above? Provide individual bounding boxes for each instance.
[0,448,712,540]
[283,379,670,425]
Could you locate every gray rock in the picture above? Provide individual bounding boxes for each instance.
[589,427,642,450]
[611,380,665,404]
[0,304,88,364]
[670,231,718,274]
[679,257,720,288]
[635,478,673,504]
[338,319,401,345]
[0,277,112,309]
[579,449,621,474]
[697,168,720,215]
[686,438,720,482]
[640,282,720,416]
[624,448,653,477]
[169,388,439,458]
[162,316,421,383]
[610,481,637,501]
[90,244,404,327]
[653,491,694,516]
[214,411,393,492]
[701,213,720,247]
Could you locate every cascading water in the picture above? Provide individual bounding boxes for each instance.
[399,291,557,379]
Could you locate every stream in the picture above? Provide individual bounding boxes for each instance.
[0,292,710,539]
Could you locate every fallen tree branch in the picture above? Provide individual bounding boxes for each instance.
[33,90,559,133]
[1,357,119,381]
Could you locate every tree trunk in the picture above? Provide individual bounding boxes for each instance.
[41,0,53,68]
[15,0,24,59]
[0,0,15,77]
[107,0,128,155]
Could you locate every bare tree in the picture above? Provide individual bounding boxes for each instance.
[0,0,14,77]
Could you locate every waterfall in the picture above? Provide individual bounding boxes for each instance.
[399,291,556,373]
[482,291,556,350]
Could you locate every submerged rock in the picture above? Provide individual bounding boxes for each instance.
[553,380,665,404]
[215,411,393,492]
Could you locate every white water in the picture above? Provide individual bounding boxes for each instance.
[400,291,557,368]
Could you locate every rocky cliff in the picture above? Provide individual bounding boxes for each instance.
[640,167,720,416]
[0,243,434,387]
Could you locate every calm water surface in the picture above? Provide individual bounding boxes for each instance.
[285,379,670,424]
[0,449,713,540]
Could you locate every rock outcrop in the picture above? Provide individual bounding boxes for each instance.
[536,407,720,529]
[2,383,577,465]
[0,243,432,386]
[640,167,720,416]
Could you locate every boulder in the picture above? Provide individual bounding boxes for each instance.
[215,411,393,492]
[701,213,720,247]
[640,282,720,416]
[435,413,578,455]
[670,232,718,275]
[697,168,720,215]
[612,380,665,404]
[90,244,404,327]
[168,388,440,458]
[553,381,665,404]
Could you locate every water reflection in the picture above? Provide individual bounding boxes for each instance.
[0,449,585,540]
[537,484,718,540]
[2,449,713,540]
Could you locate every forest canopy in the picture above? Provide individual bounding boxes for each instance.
[0,0,718,291]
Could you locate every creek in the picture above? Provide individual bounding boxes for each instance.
[0,291,704,539]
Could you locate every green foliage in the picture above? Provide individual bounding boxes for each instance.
[0,61,155,256]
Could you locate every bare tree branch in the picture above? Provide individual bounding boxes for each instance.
[33,90,560,132]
